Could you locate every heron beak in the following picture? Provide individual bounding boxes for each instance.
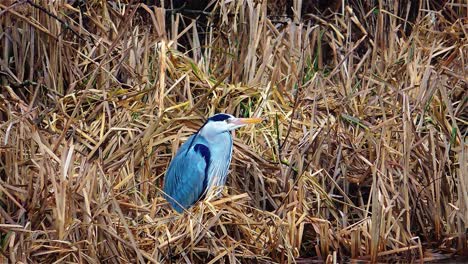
[231,117,263,125]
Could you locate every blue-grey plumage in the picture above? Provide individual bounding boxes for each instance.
[163,113,262,213]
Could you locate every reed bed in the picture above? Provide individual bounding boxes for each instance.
[0,0,467,263]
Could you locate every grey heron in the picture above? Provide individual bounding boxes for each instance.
[163,113,262,212]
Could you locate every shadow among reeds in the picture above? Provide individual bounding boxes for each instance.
[0,0,466,263]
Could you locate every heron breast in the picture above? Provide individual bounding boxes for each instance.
[205,132,233,188]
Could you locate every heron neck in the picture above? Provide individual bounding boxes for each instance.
[200,131,232,145]
[203,131,233,189]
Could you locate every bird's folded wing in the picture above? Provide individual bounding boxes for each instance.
[163,139,210,212]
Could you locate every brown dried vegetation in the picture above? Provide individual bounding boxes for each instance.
[0,0,467,263]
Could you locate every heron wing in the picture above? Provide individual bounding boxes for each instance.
[163,135,211,212]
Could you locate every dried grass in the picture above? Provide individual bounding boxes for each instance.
[0,0,467,263]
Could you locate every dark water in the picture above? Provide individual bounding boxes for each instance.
[427,256,468,263]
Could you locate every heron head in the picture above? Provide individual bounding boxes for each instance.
[199,113,263,137]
